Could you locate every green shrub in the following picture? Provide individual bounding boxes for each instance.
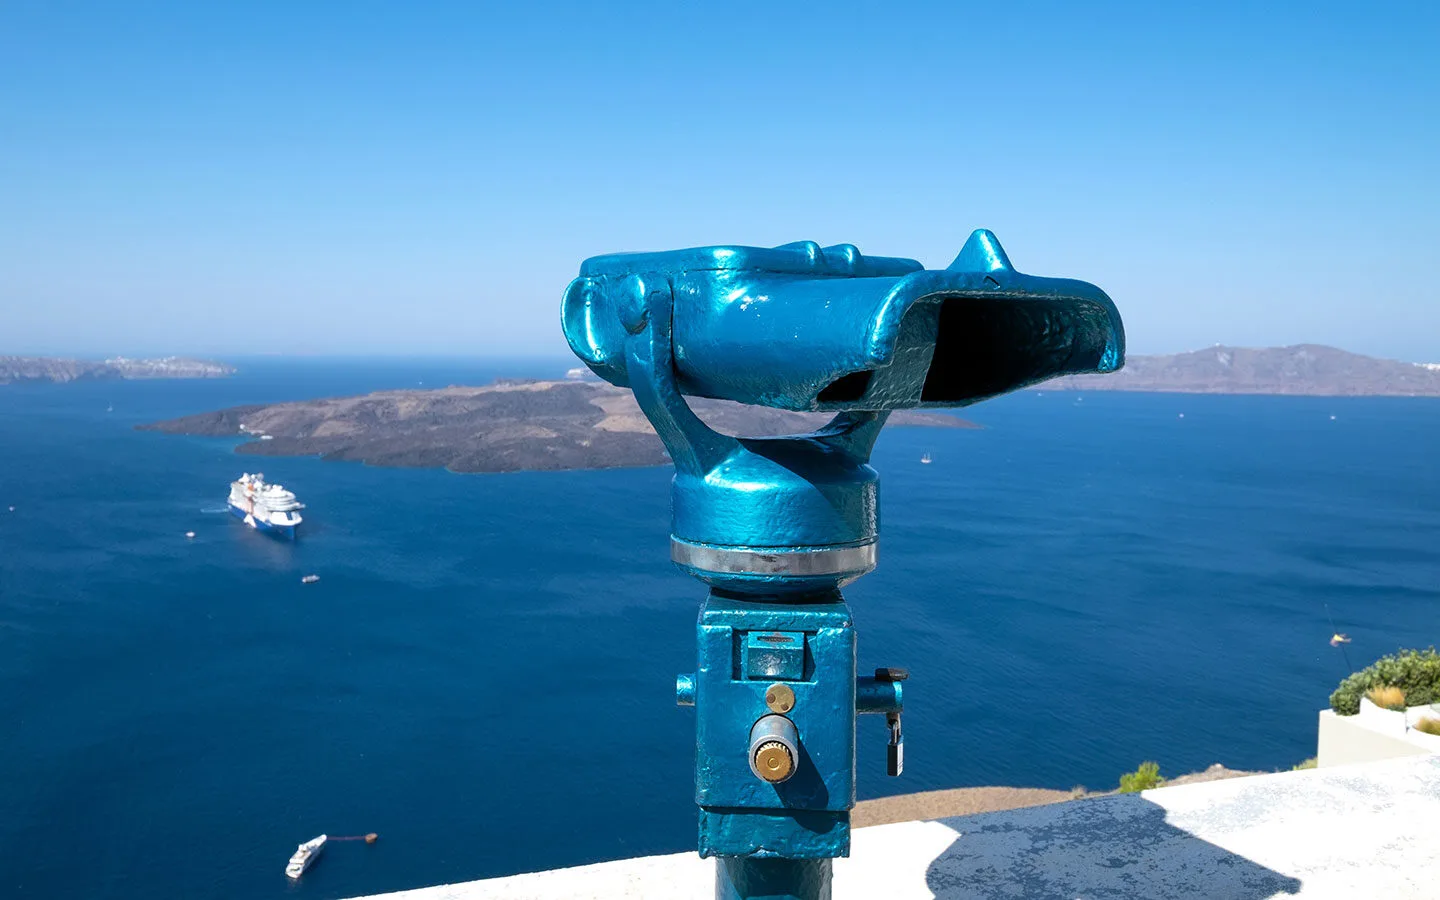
[1291,757,1317,770]
[1330,648,1440,715]
[1415,718,1440,737]
[1118,761,1164,793]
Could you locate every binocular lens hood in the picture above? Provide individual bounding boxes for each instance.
[563,230,1124,414]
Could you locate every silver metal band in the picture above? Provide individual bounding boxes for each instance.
[670,539,877,576]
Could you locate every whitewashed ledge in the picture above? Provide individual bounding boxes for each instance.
[349,755,1440,900]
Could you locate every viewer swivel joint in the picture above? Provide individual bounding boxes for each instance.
[562,230,1124,900]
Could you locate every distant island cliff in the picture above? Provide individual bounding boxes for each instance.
[137,343,1440,473]
[140,379,976,474]
[1052,344,1440,396]
[0,356,234,384]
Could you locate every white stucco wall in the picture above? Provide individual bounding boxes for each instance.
[1317,707,1438,768]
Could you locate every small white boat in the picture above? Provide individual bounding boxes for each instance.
[185,531,196,539]
[920,453,932,465]
[301,574,320,584]
[286,834,326,879]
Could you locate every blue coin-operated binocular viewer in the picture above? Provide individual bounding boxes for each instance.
[562,230,1123,900]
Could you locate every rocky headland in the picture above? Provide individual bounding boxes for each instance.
[140,379,975,474]
[0,356,234,384]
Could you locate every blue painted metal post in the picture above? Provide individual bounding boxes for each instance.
[562,231,1124,899]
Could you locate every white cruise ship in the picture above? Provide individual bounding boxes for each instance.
[228,473,304,539]
[285,834,326,878]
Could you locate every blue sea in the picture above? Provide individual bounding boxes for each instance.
[1,358,1437,900]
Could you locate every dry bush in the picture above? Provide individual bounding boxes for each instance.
[1414,717,1440,736]
[1365,685,1407,711]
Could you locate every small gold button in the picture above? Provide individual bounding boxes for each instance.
[753,741,795,782]
[765,683,795,714]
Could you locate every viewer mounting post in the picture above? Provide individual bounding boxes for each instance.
[562,230,1125,900]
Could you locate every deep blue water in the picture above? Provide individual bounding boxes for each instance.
[1,359,1437,900]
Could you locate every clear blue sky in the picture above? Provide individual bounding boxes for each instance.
[2,1,1436,360]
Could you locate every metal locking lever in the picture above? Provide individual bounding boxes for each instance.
[874,667,908,776]
[886,713,903,777]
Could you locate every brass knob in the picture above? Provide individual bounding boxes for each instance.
[752,741,795,783]
[748,714,800,784]
[765,683,795,714]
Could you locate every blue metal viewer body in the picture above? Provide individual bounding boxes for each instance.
[694,594,856,859]
[562,230,1124,900]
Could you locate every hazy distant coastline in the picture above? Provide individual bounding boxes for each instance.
[0,356,234,384]
[15,343,1440,397]
[1051,344,1440,397]
[140,379,976,474]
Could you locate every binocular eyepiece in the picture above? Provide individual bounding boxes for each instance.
[563,229,1125,593]
[563,229,1123,413]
